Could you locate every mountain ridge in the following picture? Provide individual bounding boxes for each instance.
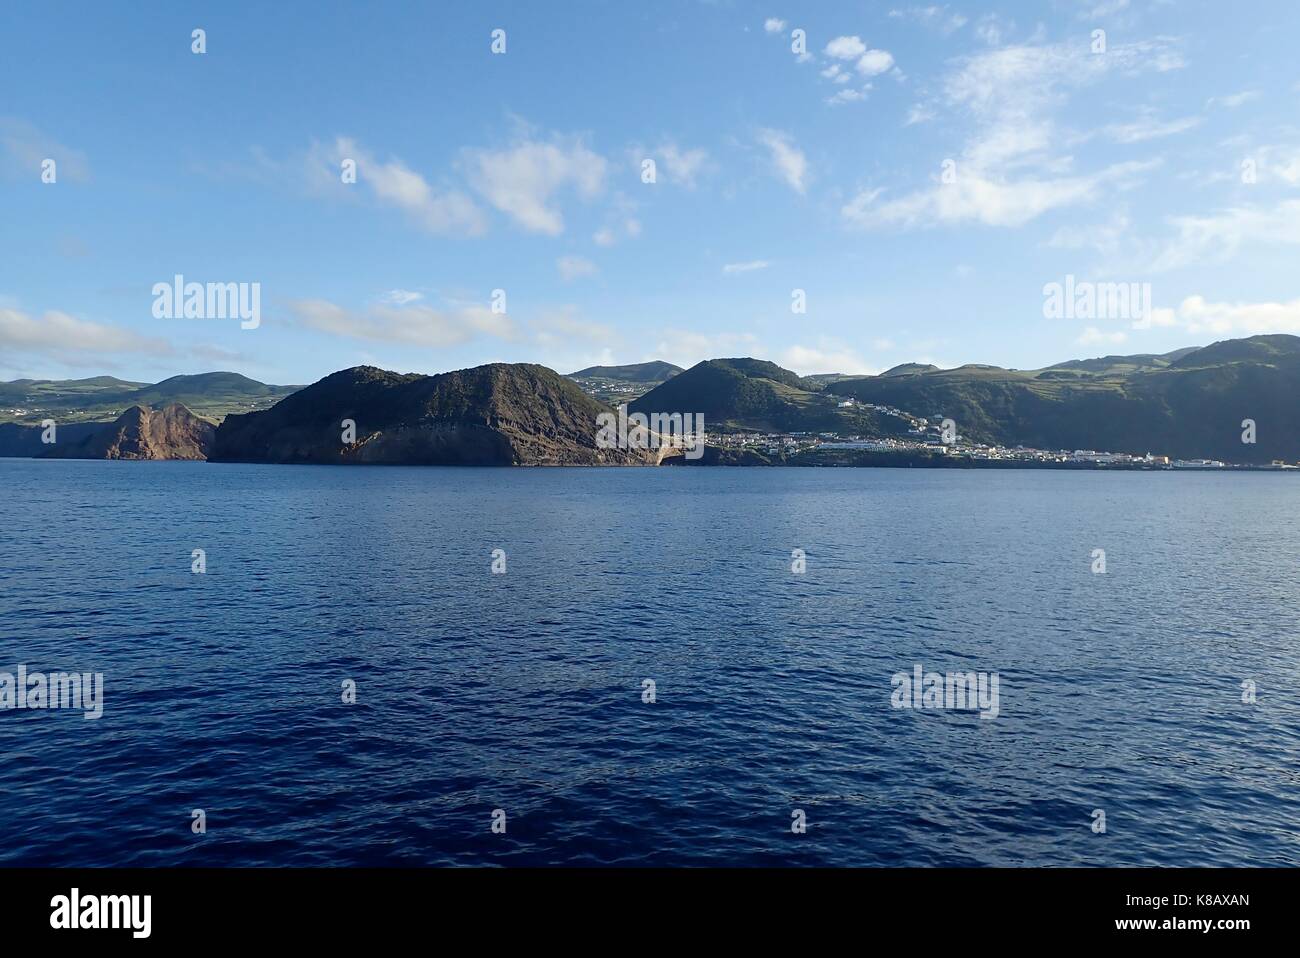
[821,334,1300,463]
[210,363,673,466]
[6,334,1300,465]
[0,371,301,425]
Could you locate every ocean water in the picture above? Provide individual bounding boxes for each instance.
[1,459,1297,867]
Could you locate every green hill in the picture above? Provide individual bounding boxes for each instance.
[628,358,911,435]
[1036,348,1198,379]
[565,360,683,403]
[9,334,1300,464]
[568,361,682,382]
[880,363,940,377]
[801,372,861,386]
[1167,334,1296,368]
[824,335,1300,462]
[0,376,148,408]
[0,371,301,424]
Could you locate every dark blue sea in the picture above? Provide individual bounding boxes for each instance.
[1,460,1297,866]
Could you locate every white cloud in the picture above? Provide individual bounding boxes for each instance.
[532,307,617,350]
[843,161,1153,229]
[1221,144,1300,187]
[938,38,1184,169]
[849,37,1181,229]
[0,306,172,361]
[1150,295,1300,335]
[888,7,968,34]
[905,104,936,125]
[1147,199,1300,272]
[827,87,870,106]
[856,50,895,76]
[1076,326,1128,346]
[315,137,486,235]
[1102,114,1201,144]
[289,298,517,347]
[652,330,762,369]
[593,217,640,248]
[756,128,808,194]
[780,342,877,375]
[1081,0,1131,19]
[974,15,1006,46]
[557,255,598,281]
[0,118,90,182]
[379,289,423,306]
[1270,152,1300,185]
[191,343,250,363]
[1207,90,1260,110]
[655,142,709,187]
[722,260,771,274]
[764,18,787,34]
[464,135,607,235]
[824,36,867,60]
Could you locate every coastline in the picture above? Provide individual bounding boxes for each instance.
[2,452,1292,471]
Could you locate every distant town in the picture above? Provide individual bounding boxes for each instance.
[704,399,1299,470]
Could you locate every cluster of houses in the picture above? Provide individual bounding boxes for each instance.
[629,389,1297,468]
[712,427,1300,468]
[710,407,1299,469]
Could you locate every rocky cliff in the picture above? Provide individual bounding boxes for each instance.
[44,404,215,460]
[210,363,674,466]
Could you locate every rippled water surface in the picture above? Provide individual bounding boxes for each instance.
[1,459,1298,866]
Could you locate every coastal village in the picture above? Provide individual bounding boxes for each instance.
[704,400,1298,470]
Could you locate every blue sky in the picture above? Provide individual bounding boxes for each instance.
[2,0,1299,385]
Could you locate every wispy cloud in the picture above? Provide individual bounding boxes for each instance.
[847,36,1182,229]
[1101,112,1201,144]
[532,307,617,350]
[1145,199,1300,272]
[0,117,90,182]
[844,161,1154,229]
[756,128,808,194]
[379,289,423,306]
[1076,326,1128,347]
[827,87,870,106]
[722,260,771,274]
[651,330,762,369]
[780,341,876,375]
[0,306,171,362]
[888,6,968,34]
[289,298,517,347]
[654,141,710,188]
[557,255,598,281]
[464,134,607,235]
[1144,295,1300,335]
[1206,90,1260,110]
[308,137,486,235]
